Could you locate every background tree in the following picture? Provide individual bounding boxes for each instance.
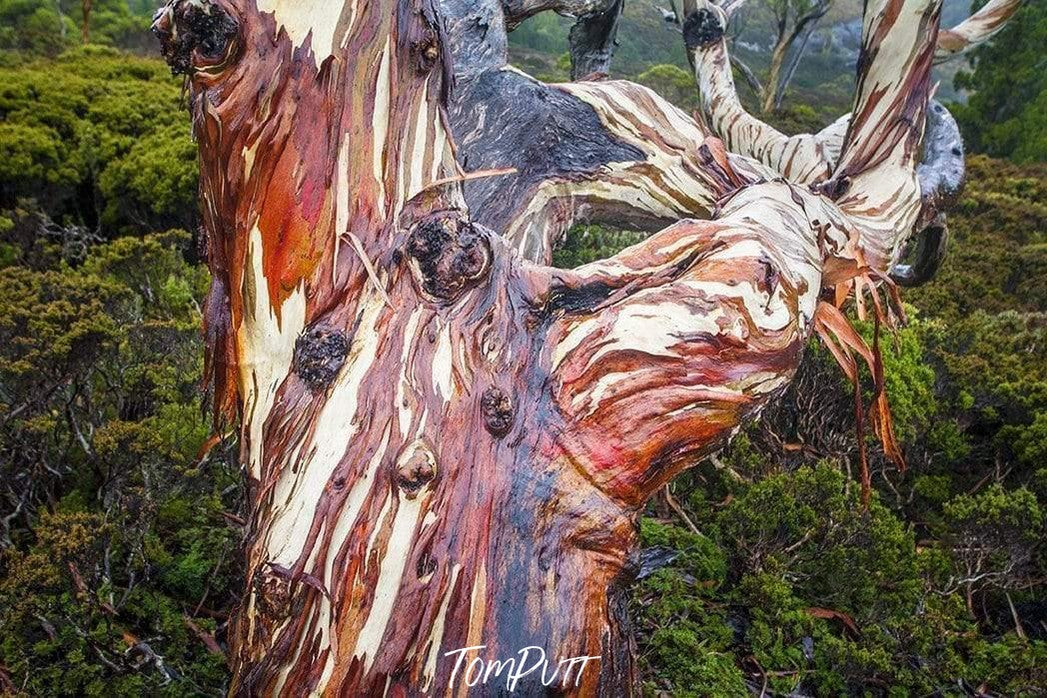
[952,0,1046,162]
[0,49,198,233]
[755,0,833,112]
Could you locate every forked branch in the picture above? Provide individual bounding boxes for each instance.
[523,0,942,498]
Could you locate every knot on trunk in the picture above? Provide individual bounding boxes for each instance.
[481,386,514,437]
[293,326,349,389]
[253,568,292,623]
[152,0,239,77]
[816,174,851,201]
[683,8,724,50]
[395,441,437,499]
[412,25,441,73]
[406,216,491,302]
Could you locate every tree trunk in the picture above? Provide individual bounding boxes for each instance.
[758,0,831,114]
[761,31,790,113]
[150,0,975,694]
[81,0,92,44]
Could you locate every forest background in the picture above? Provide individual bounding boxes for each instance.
[0,0,1043,694]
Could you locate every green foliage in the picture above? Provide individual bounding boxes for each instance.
[951,0,1047,162]
[0,0,77,57]
[0,0,148,60]
[551,224,647,268]
[637,466,1046,695]
[635,64,700,112]
[854,311,939,444]
[0,47,196,233]
[909,157,1047,322]
[0,209,238,695]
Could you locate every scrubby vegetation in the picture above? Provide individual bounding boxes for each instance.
[0,2,1043,696]
[951,0,1046,163]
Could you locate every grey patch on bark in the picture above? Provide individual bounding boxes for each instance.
[568,0,625,79]
[437,0,509,78]
[546,279,617,315]
[890,216,949,287]
[890,100,965,286]
[448,69,645,236]
[917,100,966,212]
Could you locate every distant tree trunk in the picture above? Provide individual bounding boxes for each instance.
[81,0,92,44]
[149,0,1007,694]
[774,17,817,110]
[55,1,67,40]
[758,0,831,113]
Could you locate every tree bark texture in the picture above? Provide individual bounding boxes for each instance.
[149,0,1013,694]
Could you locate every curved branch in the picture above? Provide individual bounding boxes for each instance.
[685,0,947,273]
[446,0,954,282]
[684,2,837,184]
[538,0,944,500]
[826,0,941,272]
[543,178,849,503]
[935,0,1024,63]
[439,0,780,264]
[451,71,775,262]
[683,0,961,282]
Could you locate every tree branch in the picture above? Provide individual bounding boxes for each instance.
[683,2,836,183]
[935,0,1025,63]
[773,5,826,110]
[568,0,624,78]
[730,54,763,96]
[441,0,779,263]
[544,176,848,503]
[826,0,941,272]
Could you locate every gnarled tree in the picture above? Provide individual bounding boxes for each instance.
[150,0,1016,694]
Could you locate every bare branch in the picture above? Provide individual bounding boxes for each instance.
[545,177,851,502]
[773,13,820,110]
[683,2,836,183]
[568,0,624,78]
[827,0,941,271]
[935,0,1024,63]
[730,54,763,95]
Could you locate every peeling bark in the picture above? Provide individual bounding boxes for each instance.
[151,0,1005,693]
